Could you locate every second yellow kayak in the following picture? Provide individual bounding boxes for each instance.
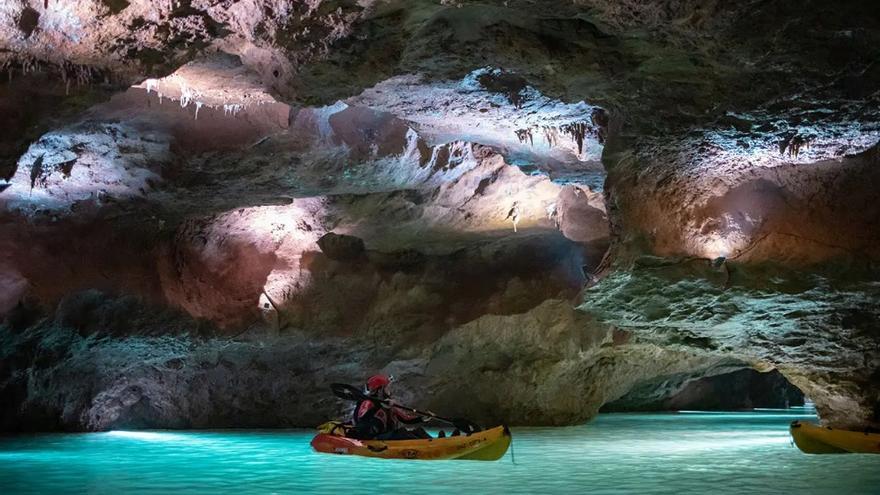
[790,420,880,454]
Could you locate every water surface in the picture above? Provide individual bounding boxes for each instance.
[2,408,877,494]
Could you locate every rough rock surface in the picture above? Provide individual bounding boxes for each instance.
[1,0,879,430]
[1,294,728,431]
[581,258,880,428]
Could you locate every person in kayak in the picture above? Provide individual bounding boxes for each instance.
[349,374,432,440]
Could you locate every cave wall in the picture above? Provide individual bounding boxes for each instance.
[605,142,880,265]
[1,0,879,430]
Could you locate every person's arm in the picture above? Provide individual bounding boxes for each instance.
[393,406,427,425]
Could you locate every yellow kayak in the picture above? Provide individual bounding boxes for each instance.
[790,420,880,454]
[311,425,511,461]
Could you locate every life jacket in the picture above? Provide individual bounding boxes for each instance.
[356,399,390,428]
[351,395,422,439]
[349,398,393,439]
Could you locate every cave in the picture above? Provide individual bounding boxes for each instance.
[1,1,878,493]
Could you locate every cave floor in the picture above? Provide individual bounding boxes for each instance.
[2,408,877,495]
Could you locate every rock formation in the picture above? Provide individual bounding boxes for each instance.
[1,0,878,431]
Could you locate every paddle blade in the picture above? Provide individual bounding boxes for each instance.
[330,383,366,402]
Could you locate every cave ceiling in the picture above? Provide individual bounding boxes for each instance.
[0,0,878,430]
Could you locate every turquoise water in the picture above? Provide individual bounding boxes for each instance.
[2,409,878,494]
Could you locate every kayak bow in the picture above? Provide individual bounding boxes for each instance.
[790,420,880,454]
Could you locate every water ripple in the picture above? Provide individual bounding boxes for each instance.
[2,409,878,495]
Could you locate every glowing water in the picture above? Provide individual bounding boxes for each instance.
[1,409,877,494]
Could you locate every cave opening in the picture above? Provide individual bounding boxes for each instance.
[601,368,808,414]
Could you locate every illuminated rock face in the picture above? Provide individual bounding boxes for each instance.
[605,142,880,264]
[1,0,879,430]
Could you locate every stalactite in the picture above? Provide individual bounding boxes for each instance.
[223,104,243,116]
[2,57,105,92]
[516,120,594,155]
[560,121,589,155]
[779,134,811,158]
[179,82,194,108]
[591,108,609,144]
[30,155,45,190]
[1,59,13,82]
[541,126,555,147]
[515,128,533,146]
[789,136,810,158]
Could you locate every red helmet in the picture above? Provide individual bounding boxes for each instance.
[366,374,391,392]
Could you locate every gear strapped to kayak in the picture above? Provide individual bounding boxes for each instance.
[310,383,512,461]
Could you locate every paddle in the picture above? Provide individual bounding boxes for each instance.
[330,383,482,434]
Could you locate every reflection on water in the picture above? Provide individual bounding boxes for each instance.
[2,408,878,494]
